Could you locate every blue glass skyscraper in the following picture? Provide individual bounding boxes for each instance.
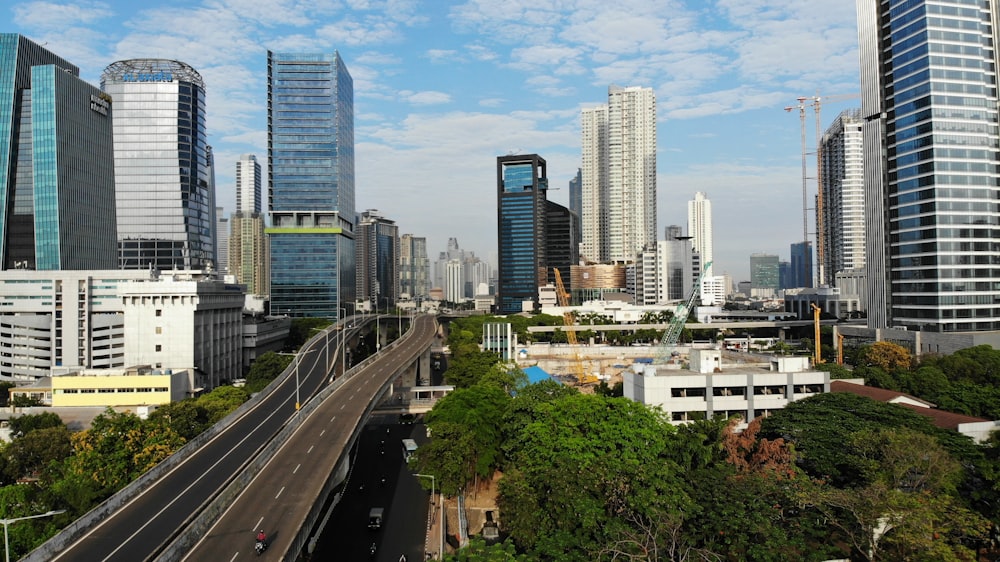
[858,0,1000,332]
[497,154,548,315]
[267,51,355,318]
[0,34,117,270]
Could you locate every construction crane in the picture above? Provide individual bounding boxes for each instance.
[810,303,823,366]
[785,92,859,286]
[657,261,712,363]
[553,268,597,384]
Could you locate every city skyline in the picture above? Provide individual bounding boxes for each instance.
[2,0,861,280]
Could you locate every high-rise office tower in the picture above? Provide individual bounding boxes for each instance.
[236,153,262,215]
[858,0,1000,332]
[267,51,355,318]
[545,199,579,293]
[635,227,694,305]
[216,208,229,275]
[230,153,267,295]
[568,168,582,224]
[445,259,464,304]
[820,109,866,285]
[356,209,399,310]
[400,234,429,301]
[580,85,656,264]
[687,192,713,276]
[789,241,813,289]
[102,59,213,271]
[497,154,548,314]
[750,253,780,299]
[0,34,118,271]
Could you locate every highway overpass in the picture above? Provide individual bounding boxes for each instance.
[27,314,439,562]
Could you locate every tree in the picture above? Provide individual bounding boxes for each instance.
[245,351,294,392]
[0,382,14,406]
[860,341,912,373]
[498,394,692,560]
[423,384,510,486]
[148,399,213,440]
[796,428,989,561]
[758,392,940,486]
[196,385,250,423]
[63,408,184,494]
[409,421,476,496]
[3,425,72,482]
[443,348,500,388]
[443,537,529,561]
[8,412,65,438]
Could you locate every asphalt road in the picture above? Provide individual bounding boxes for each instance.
[49,315,426,562]
[311,415,431,561]
[183,315,438,561]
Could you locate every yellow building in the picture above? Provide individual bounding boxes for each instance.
[48,366,191,407]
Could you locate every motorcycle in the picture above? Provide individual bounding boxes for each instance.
[369,542,377,557]
[255,536,268,555]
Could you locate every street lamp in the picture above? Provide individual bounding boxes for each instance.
[339,307,349,378]
[414,474,442,559]
[1,510,65,562]
[277,348,316,413]
[309,326,332,377]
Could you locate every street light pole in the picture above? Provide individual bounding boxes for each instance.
[277,349,316,413]
[414,474,440,558]
[339,306,348,377]
[1,510,65,562]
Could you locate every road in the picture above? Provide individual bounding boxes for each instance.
[311,415,431,561]
[183,314,438,561]
[51,321,347,562]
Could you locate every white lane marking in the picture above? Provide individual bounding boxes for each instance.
[320,429,326,437]
[275,486,285,499]
[330,416,336,422]
[229,553,238,562]
[293,463,301,474]
[255,516,264,530]
[340,403,346,410]
[87,392,295,562]
[307,445,315,454]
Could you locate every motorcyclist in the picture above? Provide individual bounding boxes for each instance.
[257,529,267,544]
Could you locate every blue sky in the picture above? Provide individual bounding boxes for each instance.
[4,0,861,281]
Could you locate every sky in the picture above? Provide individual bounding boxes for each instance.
[4,0,863,282]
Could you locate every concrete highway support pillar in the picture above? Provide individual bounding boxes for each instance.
[417,349,431,386]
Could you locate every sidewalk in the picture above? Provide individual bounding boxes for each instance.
[424,495,445,560]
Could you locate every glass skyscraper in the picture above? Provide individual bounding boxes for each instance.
[858,0,1000,332]
[101,59,213,271]
[267,51,355,318]
[0,34,117,270]
[355,210,399,310]
[497,154,548,315]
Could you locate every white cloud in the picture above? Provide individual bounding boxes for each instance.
[400,90,452,105]
[13,1,113,29]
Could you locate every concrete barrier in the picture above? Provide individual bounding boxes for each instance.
[21,325,342,562]
[155,322,425,561]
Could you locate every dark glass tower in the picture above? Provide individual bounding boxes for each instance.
[0,34,117,270]
[497,154,548,315]
[267,51,355,318]
[790,241,813,289]
[858,0,1000,331]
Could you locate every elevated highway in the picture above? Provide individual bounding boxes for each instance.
[28,314,438,562]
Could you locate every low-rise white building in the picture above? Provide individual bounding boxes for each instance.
[624,349,828,424]
[121,271,244,390]
[0,269,244,391]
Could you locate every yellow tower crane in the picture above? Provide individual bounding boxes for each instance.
[553,268,597,385]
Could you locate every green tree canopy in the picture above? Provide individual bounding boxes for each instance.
[498,393,692,560]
